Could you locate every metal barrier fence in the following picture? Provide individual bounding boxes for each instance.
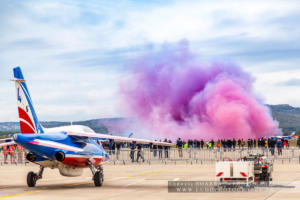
[1,147,300,165]
[106,147,300,164]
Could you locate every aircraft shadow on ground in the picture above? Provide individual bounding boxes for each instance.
[0,182,166,191]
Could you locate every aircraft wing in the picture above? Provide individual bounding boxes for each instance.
[66,132,173,146]
[28,139,84,152]
[0,141,16,147]
[0,138,13,142]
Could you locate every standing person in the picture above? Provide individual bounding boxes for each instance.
[164,139,169,158]
[217,140,221,151]
[183,142,188,149]
[227,140,232,151]
[130,142,136,162]
[136,144,145,162]
[277,139,283,156]
[177,138,183,157]
[158,145,163,159]
[108,139,113,155]
[188,140,193,148]
[222,140,226,152]
[200,139,204,149]
[9,145,16,164]
[211,139,214,149]
[264,139,268,148]
[233,139,236,151]
[153,143,157,157]
[241,139,245,149]
[116,142,121,160]
[2,145,8,164]
[283,140,287,149]
[16,145,23,164]
[297,137,300,148]
[247,139,251,150]
[263,139,268,155]
[269,139,275,156]
[238,139,241,149]
[258,137,262,148]
[208,141,212,149]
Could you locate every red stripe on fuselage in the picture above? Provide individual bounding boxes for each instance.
[18,107,35,133]
[62,157,102,167]
[20,121,35,134]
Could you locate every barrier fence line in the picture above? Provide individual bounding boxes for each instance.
[106,147,300,164]
[1,148,300,166]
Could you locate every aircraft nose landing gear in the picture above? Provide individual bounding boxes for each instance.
[93,170,104,187]
[87,161,104,187]
[27,166,44,187]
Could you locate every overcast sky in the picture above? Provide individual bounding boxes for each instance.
[0,0,300,122]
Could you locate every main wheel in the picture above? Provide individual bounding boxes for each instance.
[27,171,37,187]
[93,171,103,187]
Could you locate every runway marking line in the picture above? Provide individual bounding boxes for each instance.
[127,170,164,178]
[0,190,45,199]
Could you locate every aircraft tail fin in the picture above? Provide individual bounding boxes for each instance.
[13,67,44,134]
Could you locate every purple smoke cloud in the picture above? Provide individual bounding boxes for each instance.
[119,41,279,140]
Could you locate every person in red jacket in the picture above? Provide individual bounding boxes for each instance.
[2,146,8,164]
[283,140,287,149]
[9,145,16,164]
[16,145,24,164]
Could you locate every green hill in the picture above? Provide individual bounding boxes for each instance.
[1,104,300,136]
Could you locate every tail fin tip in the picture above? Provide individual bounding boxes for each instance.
[13,66,24,80]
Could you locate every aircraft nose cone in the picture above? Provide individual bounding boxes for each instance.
[13,133,34,144]
[13,133,18,141]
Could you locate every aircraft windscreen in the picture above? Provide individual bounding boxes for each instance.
[82,126,95,133]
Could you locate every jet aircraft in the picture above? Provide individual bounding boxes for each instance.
[0,67,172,187]
[270,131,296,140]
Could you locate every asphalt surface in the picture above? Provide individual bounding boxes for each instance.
[0,162,300,200]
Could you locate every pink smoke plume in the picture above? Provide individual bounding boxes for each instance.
[119,42,279,140]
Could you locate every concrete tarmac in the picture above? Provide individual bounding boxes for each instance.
[1,162,300,200]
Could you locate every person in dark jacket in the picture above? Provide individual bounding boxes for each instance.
[153,144,157,157]
[277,139,283,156]
[177,138,183,157]
[130,142,136,162]
[164,139,169,158]
[233,139,236,151]
[136,144,145,162]
[116,142,121,160]
[158,145,163,159]
[269,139,276,156]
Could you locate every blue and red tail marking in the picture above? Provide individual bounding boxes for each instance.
[13,67,44,134]
[290,131,296,137]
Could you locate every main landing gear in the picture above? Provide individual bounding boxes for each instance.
[87,161,104,187]
[27,166,44,187]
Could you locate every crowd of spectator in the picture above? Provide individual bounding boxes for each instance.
[176,137,300,157]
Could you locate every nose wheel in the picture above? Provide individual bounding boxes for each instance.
[27,166,44,187]
[93,170,104,186]
[88,161,104,187]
